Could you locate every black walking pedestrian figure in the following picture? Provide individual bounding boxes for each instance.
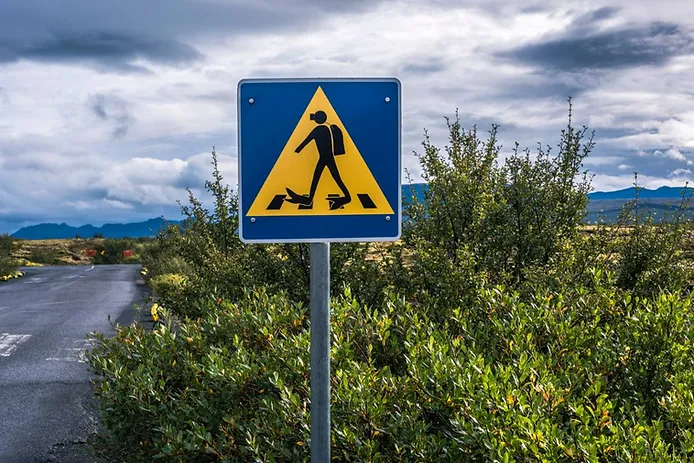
[285,110,352,210]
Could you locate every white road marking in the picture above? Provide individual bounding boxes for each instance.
[45,353,87,363]
[31,301,71,307]
[0,333,32,357]
[45,338,95,363]
[26,278,45,284]
[85,266,94,272]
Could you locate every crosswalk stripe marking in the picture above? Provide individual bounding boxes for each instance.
[0,333,32,357]
[45,338,94,363]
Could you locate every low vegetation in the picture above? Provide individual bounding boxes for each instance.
[0,233,19,277]
[7,237,149,266]
[91,238,148,265]
[87,101,694,462]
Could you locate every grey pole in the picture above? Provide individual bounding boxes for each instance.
[310,242,331,462]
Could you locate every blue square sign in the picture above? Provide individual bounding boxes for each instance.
[237,78,402,243]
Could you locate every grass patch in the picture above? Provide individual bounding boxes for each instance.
[29,248,60,265]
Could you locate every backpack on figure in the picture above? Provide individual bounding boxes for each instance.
[330,124,346,156]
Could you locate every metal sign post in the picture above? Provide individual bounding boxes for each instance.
[310,242,331,462]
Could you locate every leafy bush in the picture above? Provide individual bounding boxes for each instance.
[30,248,60,265]
[0,233,13,256]
[0,234,17,276]
[89,284,694,462]
[148,273,197,317]
[243,241,389,308]
[0,258,16,277]
[405,100,593,286]
[610,177,694,296]
[89,104,694,461]
[141,228,192,279]
[92,238,141,264]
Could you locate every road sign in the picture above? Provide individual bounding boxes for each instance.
[237,77,401,463]
[238,78,401,243]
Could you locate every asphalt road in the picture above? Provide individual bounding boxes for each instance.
[0,264,149,463]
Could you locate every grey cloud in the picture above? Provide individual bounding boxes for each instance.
[0,203,94,224]
[415,109,519,133]
[0,140,195,233]
[299,0,381,13]
[499,21,694,70]
[173,151,238,191]
[95,62,156,75]
[113,121,131,139]
[0,32,203,72]
[0,0,385,73]
[193,91,237,102]
[405,109,532,159]
[87,94,133,139]
[90,95,108,119]
[589,6,619,21]
[519,5,548,14]
[571,6,620,30]
[583,155,625,167]
[607,148,694,177]
[1,155,50,172]
[489,80,585,100]
[593,127,639,140]
[0,1,285,40]
[401,58,447,75]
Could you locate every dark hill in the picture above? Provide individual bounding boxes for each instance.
[588,186,688,200]
[12,217,182,240]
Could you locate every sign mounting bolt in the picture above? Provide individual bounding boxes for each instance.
[250,217,256,223]
[385,97,391,103]
[249,98,255,104]
[385,216,391,221]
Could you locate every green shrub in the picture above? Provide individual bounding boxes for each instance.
[611,177,694,296]
[405,99,593,286]
[0,257,16,277]
[0,233,13,257]
[0,234,17,277]
[89,104,694,461]
[241,242,389,308]
[148,273,196,316]
[30,248,60,265]
[89,285,694,462]
[91,238,141,264]
[141,227,192,278]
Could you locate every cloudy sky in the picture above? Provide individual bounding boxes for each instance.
[1,0,693,233]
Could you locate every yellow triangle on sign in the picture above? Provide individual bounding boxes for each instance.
[247,86,395,217]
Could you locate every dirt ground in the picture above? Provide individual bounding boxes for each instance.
[11,238,104,266]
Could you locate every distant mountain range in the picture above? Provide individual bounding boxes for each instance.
[12,217,182,240]
[403,184,693,223]
[11,186,694,240]
[585,186,693,223]
[588,186,690,200]
[403,183,691,202]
